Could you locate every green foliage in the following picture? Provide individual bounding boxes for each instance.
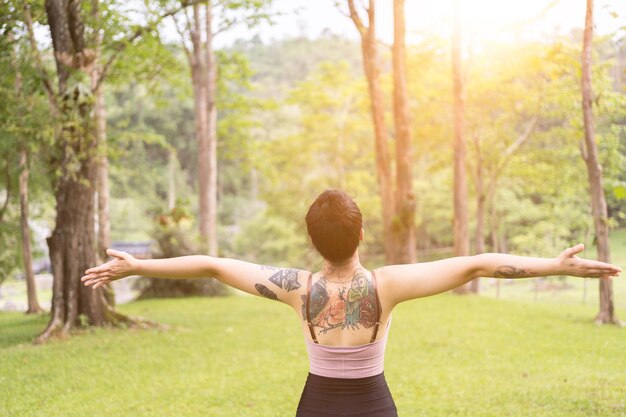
[232,209,306,266]
[135,200,226,298]
[0,19,55,283]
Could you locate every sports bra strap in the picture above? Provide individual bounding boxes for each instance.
[305,270,383,345]
[369,269,383,343]
[306,272,318,344]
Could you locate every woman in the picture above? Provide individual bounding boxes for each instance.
[81,189,621,417]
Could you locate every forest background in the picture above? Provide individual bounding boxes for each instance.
[0,0,625,327]
[1,0,626,415]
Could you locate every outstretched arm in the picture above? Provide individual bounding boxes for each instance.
[381,243,621,306]
[81,249,305,305]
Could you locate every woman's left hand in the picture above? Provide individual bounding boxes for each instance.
[556,243,622,279]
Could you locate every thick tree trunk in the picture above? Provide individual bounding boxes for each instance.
[452,0,471,293]
[19,149,43,314]
[349,0,395,264]
[580,0,619,325]
[391,0,417,264]
[38,0,145,342]
[38,104,104,342]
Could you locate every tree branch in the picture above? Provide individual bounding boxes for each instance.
[490,116,538,185]
[95,0,205,91]
[171,13,192,64]
[346,0,367,36]
[23,3,58,113]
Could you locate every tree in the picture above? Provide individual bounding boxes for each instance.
[451,0,470,293]
[391,0,417,264]
[22,0,199,342]
[343,0,417,264]
[171,0,273,256]
[7,27,44,313]
[580,0,619,325]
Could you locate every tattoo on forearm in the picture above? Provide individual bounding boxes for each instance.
[493,265,536,278]
[255,283,279,300]
[268,268,301,291]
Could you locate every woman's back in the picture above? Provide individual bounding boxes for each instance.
[299,269,392,379]
[296,268,391,348]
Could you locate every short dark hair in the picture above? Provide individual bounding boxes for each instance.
[305,189,362,263]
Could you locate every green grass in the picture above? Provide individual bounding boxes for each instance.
[1,295,625,417]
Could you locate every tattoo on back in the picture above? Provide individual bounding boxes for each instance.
[255,283,279,301]
[268,268,301,291]
[300,269,379,335]
[493,265,536,278]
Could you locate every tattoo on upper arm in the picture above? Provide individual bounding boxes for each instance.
[493,265,536,278]
[260,265,280,271]
[255,283,279,300]
[268,268,301,291]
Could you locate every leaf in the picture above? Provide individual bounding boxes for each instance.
[613,185,626,200]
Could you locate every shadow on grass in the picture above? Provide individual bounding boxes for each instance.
[0,312,49,349]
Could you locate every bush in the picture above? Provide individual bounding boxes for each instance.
[135,201,226,299]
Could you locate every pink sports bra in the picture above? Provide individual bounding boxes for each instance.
[303,270,391,379]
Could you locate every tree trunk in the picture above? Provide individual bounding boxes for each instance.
[168,149,177,209]
[205,4,218,257]
[143,2,225,298]
[348,0,395,264]
[37,0,143,343]
[580,0,619,325]
[472,144,484,294]
[190,3,218,256]
[19,149,43,314]
[11,29,43,314]
[487,181,500,297]
[92,71,110,264]
[452,0,471,293]
[392,0,417,264]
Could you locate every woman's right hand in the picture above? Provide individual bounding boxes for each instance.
[81,248,138,289]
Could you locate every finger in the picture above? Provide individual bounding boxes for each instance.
[580,259,620,271]
[563,243,585,258]
[81,273,97,282]
[82,272,108,282]
[584,268,614,275]
[83,277,100,286]
[84,274,112,286]
[85,266,106,275]
[91,279,106,289]
[106,248,129,261]
[93,280,110,289]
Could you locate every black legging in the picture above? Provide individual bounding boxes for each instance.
[296,372,398,417]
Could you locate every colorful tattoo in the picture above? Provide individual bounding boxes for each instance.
[301,270,379,335]
[493,265,536,278]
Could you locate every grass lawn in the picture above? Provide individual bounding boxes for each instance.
[1,294,625,417]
